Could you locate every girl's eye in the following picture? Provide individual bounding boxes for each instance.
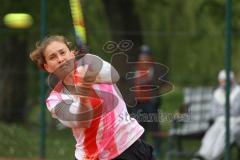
[49,56,56,60]
[60,51,65,55]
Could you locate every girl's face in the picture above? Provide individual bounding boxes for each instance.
[43,41,75,73]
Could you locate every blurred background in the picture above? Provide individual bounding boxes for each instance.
[0,0,240,160]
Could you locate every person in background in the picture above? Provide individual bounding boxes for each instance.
[193,70,240,160]
[131,45,162,158]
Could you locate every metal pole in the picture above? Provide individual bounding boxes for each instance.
[224,0,232,159]
[40,0,47,159]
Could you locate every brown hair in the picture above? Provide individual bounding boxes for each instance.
[29,35,72,71]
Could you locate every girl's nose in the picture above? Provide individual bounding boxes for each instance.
[57,55,65,64]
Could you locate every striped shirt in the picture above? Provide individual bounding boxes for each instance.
[46,55,144,160]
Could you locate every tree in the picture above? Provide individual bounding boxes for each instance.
[102,0,144,106]
[102,0,143,60]
[0,0,76,123]
[0,34,28,122]
[0,0,36,122]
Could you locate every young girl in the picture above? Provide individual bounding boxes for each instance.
[29,35,153,160]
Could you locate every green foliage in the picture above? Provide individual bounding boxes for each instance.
[83,0,111,60]
[0,122,75,160]
[1,0,240,158]
[135,0,240,86]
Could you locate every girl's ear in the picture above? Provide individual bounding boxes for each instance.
[70,50,76,58]
[44,63,52,73]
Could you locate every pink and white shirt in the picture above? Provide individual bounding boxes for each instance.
[46,54,144,160]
